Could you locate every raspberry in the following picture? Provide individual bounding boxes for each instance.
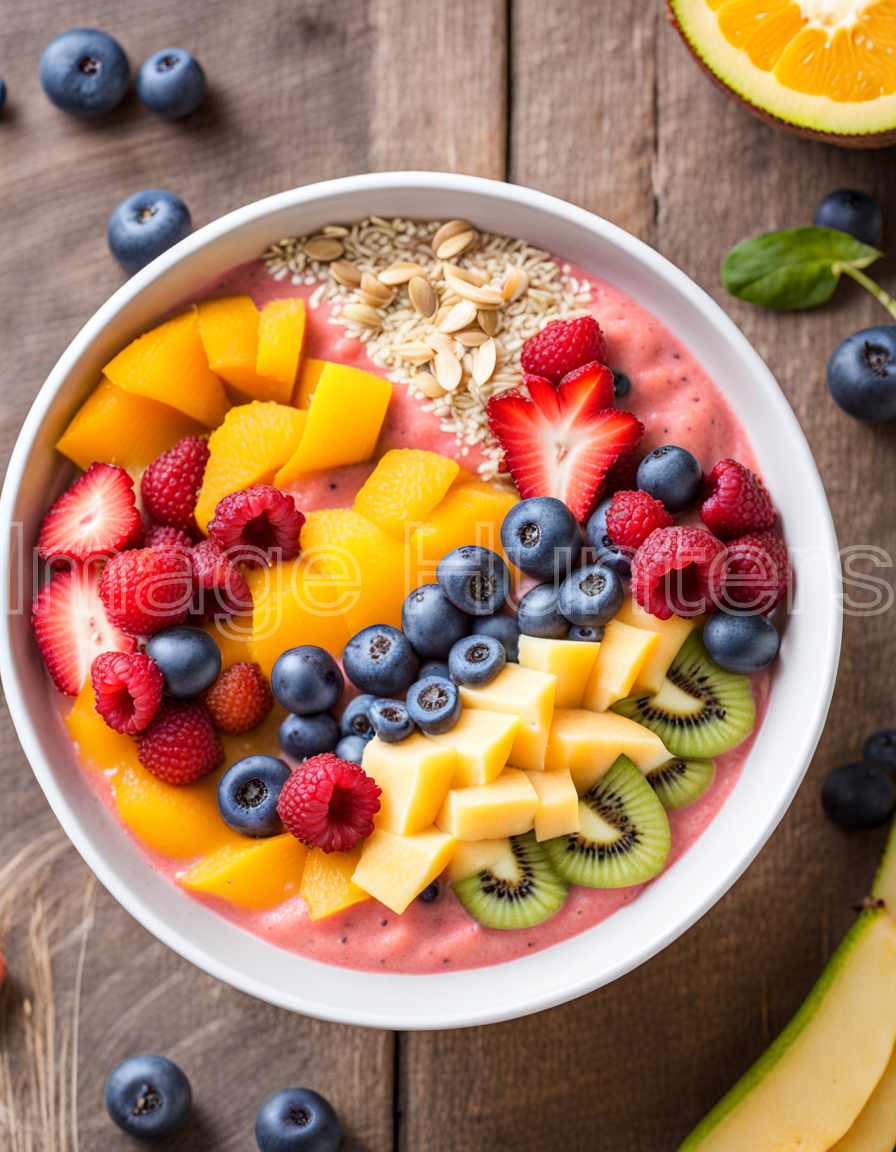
[277,753,381,853]
[631,526,728,620]
[90,650,163,734]
[723,530,791,614]
[520,317,607,385]
[605,490,674,551]
[204,661,273,734]
[136,699,224,784]
[141,436,209,532]
[208,485,305,568]
[700,459,775,541]
[98,547,193,637]
[189,539,252,621]
[143,522,195,551]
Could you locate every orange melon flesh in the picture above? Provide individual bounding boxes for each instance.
[294,358,328,408]
[354,449,460,540]
[196,296,290,405]
[256,298,307,404]
[299,846,370,920]
[180,835,308,910]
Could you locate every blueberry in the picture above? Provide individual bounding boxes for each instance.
[569,624,603,642]
[339,693,377,741]
[703,611,779,674]
[473,613,520,662]
[217,755,290,838]
[822,763,896,831]
[864,729,896,774]
[418,660,450,681]
[827,326,896,423]
[419,881,439,902]
[39,28,129,118]
[334,734,368,766]
[636,445,702,513]
[145,625,222,698]
[0,78,6,112]
[813,189,882,248]
[558,564,623,627]
[447,634,506,686]
[612,370,631,399]
[136,48,206,119]
[500,497,581,582]
[278,712,340,761]
[585,497,632,577]
[105,1054,191,1140]
[108,189,192,275]
[406,676,462,734]
[272,646,344,715]
[255,1087,340,1152]
[515,583,571,639]
[342,624,418,696]
[437,546,510,615]
[401,583,469,660]
[369,698,415,743]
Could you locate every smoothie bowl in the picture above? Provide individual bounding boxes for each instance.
[0,173,840,1028]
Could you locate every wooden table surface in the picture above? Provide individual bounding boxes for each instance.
[2,2,896,1149]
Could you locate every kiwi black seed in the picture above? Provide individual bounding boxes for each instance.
[451,831,569,930]
[646,758,715,810]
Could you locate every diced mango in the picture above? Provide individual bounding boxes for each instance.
[445,837,510,882]
[615,594,703,695]
[458,664,556,772]
[293,358,327,408]
[543,708,670,794]
[427,708,519,788]
[255,298,307,404]
[523,769,580,841]
[435,767,538,841]
[363,733,456,835]
[299,845,370,920]
[274,362,392,483]
[582,620,660,712]
[354,449,459,540]
[352,826,455,914]
[104,310,230,428]
[180,834,308,910]
[409,480,519,584]
[518,635,601,709]
[56,377,205,474]
[195,295,283,405]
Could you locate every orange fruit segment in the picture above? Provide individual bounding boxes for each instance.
[353,449,460,540]
[256,298,307,404]
[104,310,230,428]
[293,357,328,408]
[299,845,370,920]
[409,480,519,586]
[196,295,288,405]
[180,834,308,910]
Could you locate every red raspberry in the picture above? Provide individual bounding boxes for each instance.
[723,530,791,614]
[520,317,607,385]
[141,436,209,532]
[136,699,224,785]
[631,526,728,620]
[208,485,305,568]
[143,522,195,551]
[90,650,163,734]
[278,753,381,853]
[190,539,253,621]
[605,490,674,551]
[98,547,193,637]
[700,459,775,541]
[204,661,273,734]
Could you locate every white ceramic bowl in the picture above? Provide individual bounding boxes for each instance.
[0,173,841,1029]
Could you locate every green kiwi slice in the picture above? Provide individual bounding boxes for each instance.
[646,757,715,810]
[543,755,671,888]
[611,631,755,759]
[451,831,569,930]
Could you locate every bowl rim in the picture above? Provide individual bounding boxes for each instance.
[0,171,842,1028]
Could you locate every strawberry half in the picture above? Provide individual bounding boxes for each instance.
[487,366,643,521]
[37,462,143,566]
[31,562,136,695]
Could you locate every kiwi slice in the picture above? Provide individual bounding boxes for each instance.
[452,831,569,929]
[647,757,715,810]
[611,631,755,759]
[544,755,671,888]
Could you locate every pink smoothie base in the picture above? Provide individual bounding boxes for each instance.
[61,253,772,975]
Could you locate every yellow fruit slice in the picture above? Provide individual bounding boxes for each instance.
[354,449,459,540]
[300,846,370,920]
[256,298,307,404]
[181,835,308,910]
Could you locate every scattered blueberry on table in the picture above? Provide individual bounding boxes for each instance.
[863,729,896,774]
[107,188,192,273]
[105,1054,191,1140]
[813,189,882,248]
[40,28,130,117]
[137,47,206,119]
[255,1087,341,1152]
[826,326,896,424]
[822,762,896,832]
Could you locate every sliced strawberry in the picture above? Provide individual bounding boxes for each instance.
[488,368,643,521]
[37,462,143,566]
[31,562,136,695]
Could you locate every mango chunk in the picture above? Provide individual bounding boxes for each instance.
[293,358,327,409]
[299,845,370,920]
[274,362,392,483]
[352,826,455,914]
[354,449,459,540]
[518,635,601,709]
[615,594,702,695]
[435,767,539,841]
[409,480,519,585]
[180,834,308,910]
[445,837,510,882]
[363,733,456,835]
[544,708,670,794]
[56,377,205,474]
[104,310,230,428]
[256,298,307,404]
[582,620,660,712]
[523,769,580,841]
[427,708,519,788]
[458,663,556,772]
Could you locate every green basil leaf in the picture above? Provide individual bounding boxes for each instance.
[721,227,883,310]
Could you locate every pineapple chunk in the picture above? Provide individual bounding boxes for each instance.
[523,769,580,841]
[615,594,702,695]
[427,708,519,788]
[445,838,510,882]
[352,826,455,914]
[300,845,370,920]
[363,734,456,836]
[435,767,538,841]
[180,835,308,910]
[458,664,556,772]
[518,635,601,709]
[544,708,670,794]
[582,620,660,712]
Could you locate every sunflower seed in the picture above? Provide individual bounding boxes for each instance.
[472,337,497,386]
[408,276,438,319]
[438,300,478,333]
[431,219,474,254]
[434,348,462,392]
[330,259,363,288]
[302,236,345,262]
[436,229,476,261]
[378,261,430,286]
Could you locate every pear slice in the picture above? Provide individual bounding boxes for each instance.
[829,1040,896,1152]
